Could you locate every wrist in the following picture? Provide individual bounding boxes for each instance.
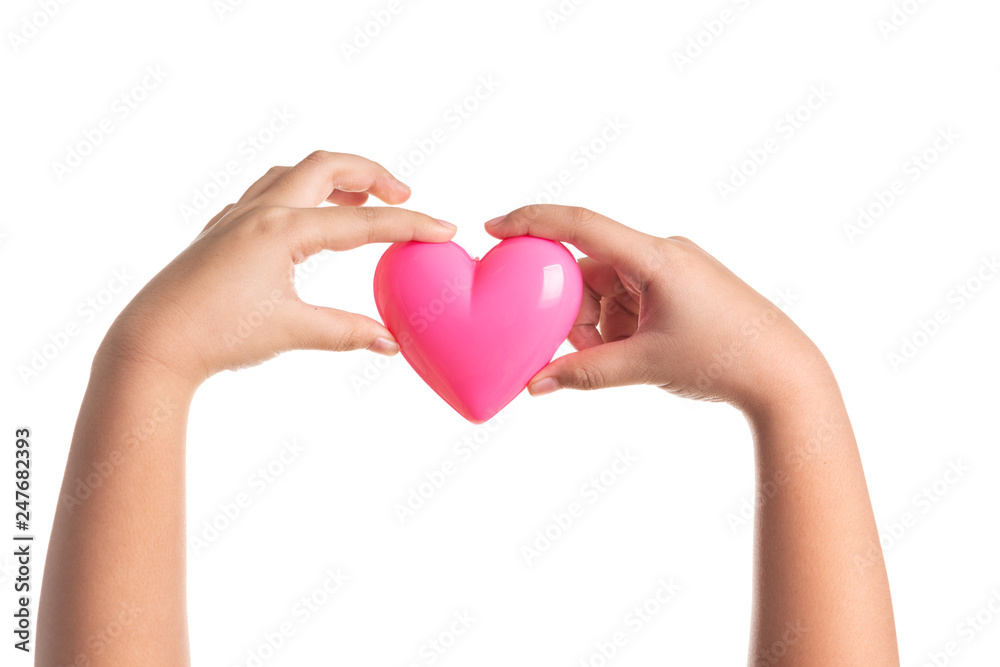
[736,346,844,431]
[93,334,204,401]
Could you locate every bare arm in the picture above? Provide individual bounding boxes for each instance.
[745,369,897,664]
[486,205,900,666]
[37,357,195,666]
[36,151,457,666]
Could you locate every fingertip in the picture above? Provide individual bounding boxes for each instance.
[376,191,409,206]
[389,183,412,204]
[368,336,400,357]
[414,217,457,243]
[527,376,561,397]
[484,214,510,238]
[369,175,411,205]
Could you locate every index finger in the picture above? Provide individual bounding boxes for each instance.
[291,206,457,256]
[256,150,411,208]
[484,205,658,274]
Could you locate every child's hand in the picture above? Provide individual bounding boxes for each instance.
[486,205,829,414]
[488,206,900,666]
[99,151,456,388]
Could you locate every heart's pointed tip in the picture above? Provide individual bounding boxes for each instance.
[458,406,503,424]
[459,411,492,425]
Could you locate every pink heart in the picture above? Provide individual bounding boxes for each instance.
[373,236,583,423]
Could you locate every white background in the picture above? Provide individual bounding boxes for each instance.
[3,0,999,665]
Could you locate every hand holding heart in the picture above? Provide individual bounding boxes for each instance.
[98,151,457,386]
[52,151,896,667]
[101,151,829,420]
[481,205,831,416]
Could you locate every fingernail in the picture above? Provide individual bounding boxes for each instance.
[528,377,561,396]
[435,218,457,230]
[485,215,506,227]
[369,337,400,356]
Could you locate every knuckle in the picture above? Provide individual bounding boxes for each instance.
[664,235,705,257]
[568,207,601,245]
[571,363,605,391]
[652,236,675,257]
[265,165,286,177]
[570,206,599,228]
[352,205,380,226]
[649,236,685,271]
[666,235,698,257]
[348,206,380,242]
[511,204,541,222]
[303,150,335,166]
[333,323,367,351]
[247,206,291,236]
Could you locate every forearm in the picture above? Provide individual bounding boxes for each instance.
[37,352,196,666]
[744,367,898,666]
[32,151,448,665]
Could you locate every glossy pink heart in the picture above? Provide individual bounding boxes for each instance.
[373,236,582,423]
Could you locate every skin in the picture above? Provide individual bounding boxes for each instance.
[487,206,900,665]
[36,153,898,666]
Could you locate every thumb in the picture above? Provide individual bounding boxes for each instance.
[292,303,400,356]
[527,340,643,395]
